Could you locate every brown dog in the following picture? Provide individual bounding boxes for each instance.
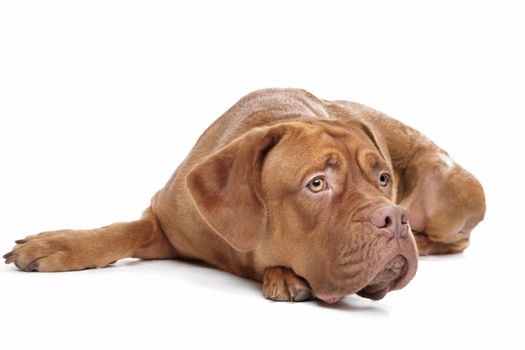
[3,89,485,303]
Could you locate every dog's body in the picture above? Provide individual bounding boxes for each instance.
[4,89,486,302]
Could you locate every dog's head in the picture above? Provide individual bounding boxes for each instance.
[186,120,418,301]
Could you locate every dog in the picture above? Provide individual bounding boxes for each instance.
[3,88,486,303]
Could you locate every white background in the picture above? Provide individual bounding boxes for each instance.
[1,1,523,349]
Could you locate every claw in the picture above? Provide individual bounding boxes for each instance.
[3,252,16,264]
[271,285,278,299]
[15,239,27,244]
[291,288,312,302]
[24,261,39,272]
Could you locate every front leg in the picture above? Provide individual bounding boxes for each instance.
[262,266,313,302]
[3,208,176,272]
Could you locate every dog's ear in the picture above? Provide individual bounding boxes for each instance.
[357,120,391,164]
[186,124,289,252]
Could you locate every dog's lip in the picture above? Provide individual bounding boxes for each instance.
[356,265,407,300]
[316,258,409,303]
[391,252,417,291]
[313,249,418,303]
[357,253,416,300]
[357,287,390,301]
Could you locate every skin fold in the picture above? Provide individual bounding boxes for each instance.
[3,88,486,303]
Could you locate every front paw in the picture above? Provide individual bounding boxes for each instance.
[3,230,111,272]
[263,266,313,302]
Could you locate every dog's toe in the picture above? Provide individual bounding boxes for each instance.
[290,287,313,302]
[23,261,39,272]
[3,251,16,264]
[263,266,313,302]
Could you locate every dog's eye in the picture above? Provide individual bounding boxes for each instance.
[379,173,390,187]
[307,177,326,193]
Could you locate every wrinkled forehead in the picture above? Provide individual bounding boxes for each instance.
[264,122,381,178]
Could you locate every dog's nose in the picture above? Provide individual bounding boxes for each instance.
[371,205,408,238]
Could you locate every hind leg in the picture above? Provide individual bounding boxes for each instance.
[412,232,470,255]
[3,208,176,272]
[398,150,486,255]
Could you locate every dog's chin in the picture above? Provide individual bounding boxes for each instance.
[357,255,410,300]
[316,295,344,304]
[316,255,414,304]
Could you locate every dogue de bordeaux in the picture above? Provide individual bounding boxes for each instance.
[3,88,486,303]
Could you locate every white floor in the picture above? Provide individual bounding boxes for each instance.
[0,221,522,349]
